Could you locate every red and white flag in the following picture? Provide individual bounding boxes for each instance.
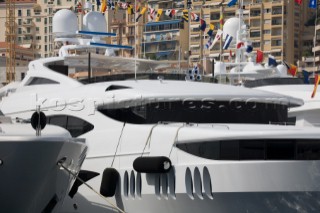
[209,29,223,50]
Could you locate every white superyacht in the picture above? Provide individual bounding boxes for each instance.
[1,8,320,213]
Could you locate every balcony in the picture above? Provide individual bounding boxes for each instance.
[111,20,126,25]
[22,21,33,26]
[23,31,33,35]
[312,45,320,53]
[126,33,134,37]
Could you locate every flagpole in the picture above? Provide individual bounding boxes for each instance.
[134,0,137,80]
[188,1,191,77]
[314,5,318,77]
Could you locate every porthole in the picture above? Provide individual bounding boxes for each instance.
[123,171,129,198]
[130,170,135,198]
[136,173,142,198]
[185,167,194,200]
[203,167,213,199]
[194,167,203,199]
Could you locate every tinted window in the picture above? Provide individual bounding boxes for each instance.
[99,101,288,125]
[47,115,94,137]
[240,140,265,160]
[220,141,239,160]
[297,141,320,160]
[176,139,320,161]
[266,141,294,160]
[48,115,67,128]
[27,77,59,85]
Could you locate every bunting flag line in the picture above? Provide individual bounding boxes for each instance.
[227,0,237,7]
[109,1,115,10]
[309,0,317,8]
[182,9,188,22]
[219,14,224,29]
[209,29,223,49]
[205,37,212,49]
[312,74,320,98]
[207,24,214,37]
[268,55,277,67]
[191,13,200,21]
[170,9,177,17]
[256,50,263,63]
[200,19,206,31]
[136,4,141,13]
[165,9,172,17]
[303,70,311,84]
[100,0,106,13]
[136,7,147,22]
[155,9,163,22]
[148,7,156,21]
[114,2,119,13]
[223,34,233,50]
[295,0,303,5]
[288,64,297,77]
[127,4,134,15]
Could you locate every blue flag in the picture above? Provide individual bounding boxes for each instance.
[223,34,233,50]
[309,0,317,8]
[268,55,277,67]
[227,0,237,7]
[303,70,312,84]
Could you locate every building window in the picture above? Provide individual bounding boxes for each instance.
[18,28,22,34]
[36,18,41,22]
[44,18,47,25]
[36,27,39,32]
[18,19,22,25]
[27,9,31,16]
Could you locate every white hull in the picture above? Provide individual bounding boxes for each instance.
[61,156,320,213]
[0,137,87,213]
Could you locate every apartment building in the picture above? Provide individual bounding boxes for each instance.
[0,0,99,60]
[109,0,189,70]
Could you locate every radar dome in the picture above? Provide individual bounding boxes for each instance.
[53,9,78,37]
[83,11,107,32]
[223,18,244,40]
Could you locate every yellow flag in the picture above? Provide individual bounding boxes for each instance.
[140,7,147,15]
[100,0,106,13]
[127,4,134,15]
[155,9,163,22]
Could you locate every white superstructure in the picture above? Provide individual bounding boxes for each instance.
[0,54,320,213]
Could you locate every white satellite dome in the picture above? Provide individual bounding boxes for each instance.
[83,11,107,32]
[53,9,78,37]
[223,17,244,40]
